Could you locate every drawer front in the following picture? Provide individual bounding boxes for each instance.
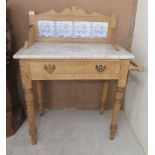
[30,60,120,80]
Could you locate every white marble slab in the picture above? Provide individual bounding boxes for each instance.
[13,42,135,60]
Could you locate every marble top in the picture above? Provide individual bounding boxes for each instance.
[13,42,134,60]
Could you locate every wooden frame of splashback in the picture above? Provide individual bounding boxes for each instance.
[28,6,117,43]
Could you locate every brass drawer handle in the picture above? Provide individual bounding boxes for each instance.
[44,64,56,73]
[96,65,106,72]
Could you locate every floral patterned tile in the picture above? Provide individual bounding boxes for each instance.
[55,21,73,38]
[38,20,55,38]
[74,21,91,38]
[38,20,109,39]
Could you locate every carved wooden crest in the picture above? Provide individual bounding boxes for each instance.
[30,6,107,17]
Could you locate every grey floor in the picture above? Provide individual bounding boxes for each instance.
[7,109,145,155]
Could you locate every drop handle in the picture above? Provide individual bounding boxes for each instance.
[95,65,106,72]
[44,64,56,73]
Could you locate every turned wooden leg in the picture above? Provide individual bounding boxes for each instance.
[20,60,37,144]
[24,88,37,144]
[36,81,44,116]
[110,86,125,140]
[100,81,110,114]
[109,60,129,140]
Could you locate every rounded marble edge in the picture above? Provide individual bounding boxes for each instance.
[13,55,135,60]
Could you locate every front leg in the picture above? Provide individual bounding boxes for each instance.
[20,60,37,144]
[110,86,125,140]
[110,60,129,140]
[24,88,37,144]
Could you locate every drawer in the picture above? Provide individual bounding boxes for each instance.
[30,60,121,80]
